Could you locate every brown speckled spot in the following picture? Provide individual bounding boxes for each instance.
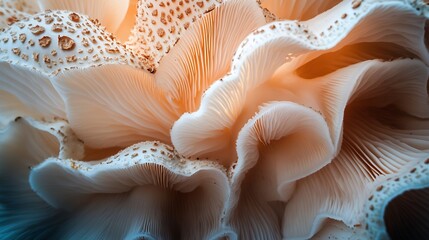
[7,16,18,25]
[21,54,29,61]
[43,55,51,64]
[156,42,162,50]
[157,28,165,37]
[33,52,39,61]
[12,48,21,55]
[66,55,77,62]
[30,25,45,35]
[185,8,192,15]
[19,33,26,43]
[352,0,362,9]
[52,23,63,32]
[45,16,54,24]
[39,36,52,47]
[58,35,75,50]
[69,13,80,22]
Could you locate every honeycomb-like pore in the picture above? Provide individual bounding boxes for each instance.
[0,10,147,76]
[127,0,224,72]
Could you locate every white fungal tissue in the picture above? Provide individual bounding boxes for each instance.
[0,0,428,239]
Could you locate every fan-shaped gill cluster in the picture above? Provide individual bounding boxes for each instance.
[0,0,428,239]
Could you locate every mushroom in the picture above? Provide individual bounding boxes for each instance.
[0,10,143,125]
[30,141,229,239]
[52,0,265,149]
[281,56,429,238]
[0,0,428,239]
[0,10,144,74]
[53,64,176,147]
[224,102,334,238]
[171,0,429,238]
[0,117,83,238]
[155,0,265,112]
[171,0,429,165]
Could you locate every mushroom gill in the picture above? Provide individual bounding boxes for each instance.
[0,10,144,126]
[0,0,428,239]
[171,1,429,238]
[364,157,429,239]
[283,58,429,239]
[223,102,334,238]
[172,0,429,165]
[0,117,83,238]
[30,141,229,239]
[52,0,265,149]
[126,0,226,71]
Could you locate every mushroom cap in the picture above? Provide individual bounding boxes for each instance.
[0,0,428,239]
[171,0,429,165]
[37,0,130,34]
[0,10,145,76]
[30,141,230,239]
[0,9,147,125]
[49,0,265,149]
